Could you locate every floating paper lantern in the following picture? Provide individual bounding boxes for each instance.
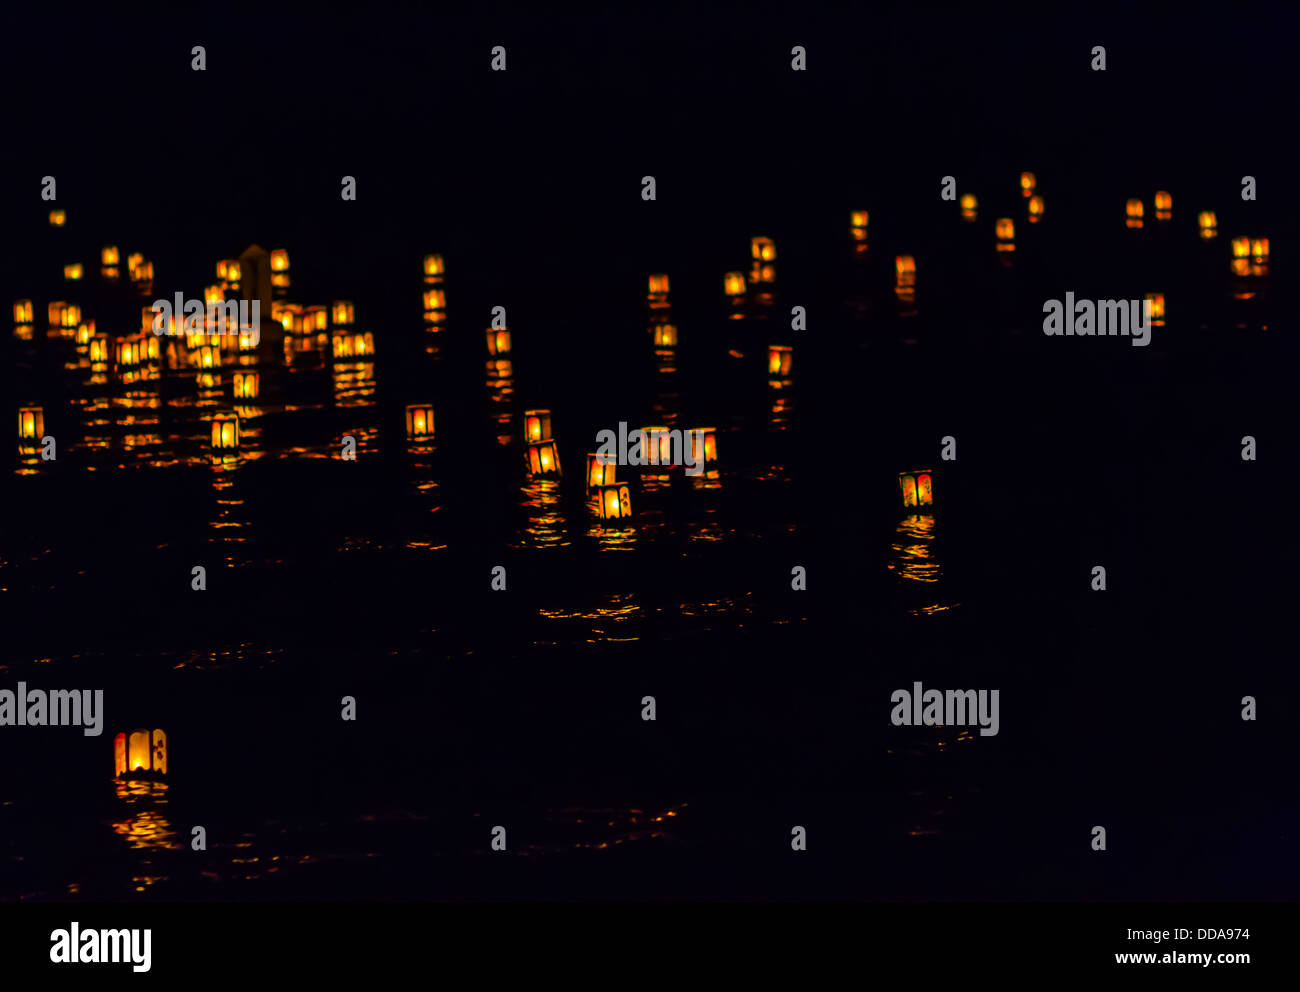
[48,210,66,227]
[1145,293,1165,324]
[648,273,670,309]
[333,301,355,326]
[751,237,776,262]
[1154,190,1172,220]
[306,306,327,332]
[486,326,511,355]
[423,254,445,284]
[211,413,240,449]
[639,426,675,465]
[197,344,220,369]
[116,339,143,367]
[114,729,167,779]
[332,331,374,358]
[523,409,552,443]
[960,194,977,221]
[89,335,109,363]
[47,302,65,327]
[232,371,259,399]
[899,470,934,508]
[689,427,718,468]
[995,217,1015,251]
[768,345,792,377]
[64,263,83,281]
[217,260,241,283]
[75,322,93,345]
[101,246,120,266]
[652,323,677,347]
[405,403,435,439]
[1250,238,1269,263]
[423,289,446,322]
[18,407,44,439]
[724,272,746,297]
[1020,172,1036,197]
[61,304,80,329]
[597,482,632,519]
[1198,211,1217,240]
[1126,199,1144,228]
[587,452,616,487]
[526,438,561,476]
[850,210,869,240]
[1027,195,1044,223]
[270,249,289,271]
[14,300,33,324]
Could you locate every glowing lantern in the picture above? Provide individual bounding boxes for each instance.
[14,300,33,324]
[270,249,289,271]
[405,403,435,439]
[64,263,83,281]
[232,371,259,399]
[48,210,66,227]
[960,194,977,221]
[768,345,793,377]
[1020,172,1036,197]
[89,336,109,362]
[211,414,239,449]
[61,304,80,329]
[596,483,632,520]
[1027,195,1044,223]
[524,409,552,443]
[116,339,142,367]
[652,323,677,347]
[1231,237,1250,258]
[899,470,934,508]
[639,426,674,465]
[751,237,776,262]
[689,427,718,469]
[332,331,374,357]
[305,306,327,332]
[332,301,355,326]
[1154,190,1172,220]
[648,273,670,309]
[1250,238,1269,263]
[850,210,869,240]
[423,289,446,320]
[75,323,92,345]
[526,439,561,476]
[486,326,511,355]
[895,255,916,302]
[217,260,241,284]
[18,407,44,439]
[48,302,65,327]
[197,344,220,368]
[423,254,445,284]
[587,452,616,488]
[1145,293,1165,325]
[995,217,1015,251]
[724,272,746,297]
[101,245,120,266]
[1126,199,1144,228]
[1198,211,1217,240]
[114,729,167,778]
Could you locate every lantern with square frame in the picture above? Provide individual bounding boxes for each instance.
[899,470,934,508]
[405,403,435,439]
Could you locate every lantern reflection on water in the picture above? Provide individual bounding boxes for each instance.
[524,409,552,443]
[596,482,632,520]
[850,210,869,242]
[1126,198,1144,228]
[114,729,167,779]
[18,407,44,440]
[405,403,435,439]
[211,413,239,449]
[587,452,616,487]
[526,439,561,476]
[1198,211,1217,240]
[899,470,934,508]
[486,326,511,355]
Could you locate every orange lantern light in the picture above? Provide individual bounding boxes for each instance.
[526,439,561,476]
[587,452,616,488]
[995,217,1015,251]
[1019,171,1036,197]
[1126,198,1144,228]
[523,409,552,443]
[652,323,677,348]
[1198,211,1217,240]
[114,729,167,778]
[768,345,793,377]
[405,403,435,439]
[1145,293,1165,324]
[14,300,33,324]
[648,273,670,309]
[232,371,259,399]
[64,263,83,281]
[486,327,511,355]
[596,483,632,520]
[724,272,746,297]
[423,254,445,284]
[751,237,776,262]
[960,193,977,220]
[899,470,934,508]
[211,413,240,449]
[48,210,66,227]
[332,301,355,326]
[1027,195,1044,223]
[1154,190,1172,220]
[89,335,109,363]
[18,407,44,440]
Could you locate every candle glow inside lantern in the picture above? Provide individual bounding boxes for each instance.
[1198,211,1217,240]
[332,331,374,358]
[114,729,167,779]
[526,438,561,476]
[332,301,355,326]
[306,306,327,332]
[1019,171,1036,197]
[1126,198,1144,228]
[587,452,616,487]
[1154,190,1172,220]
[75,322,93,345]
[216,260,241,285]
[49,210,66,227]
[1145,293,1165,325]
[899,470,934,508]
[895,255,917,302]
[101,245,120,280]
[64,263,83,281]
[652,322,677,348]
[768,345,793,377]
[116,339,142,367]
[233,371,259,399]
[197,344,220,368]
[724,272,746,297]
[486,326,511,355]
[14,300,33,324]
[1027,195,1044,223]
[597,482,632,520]
[960,194,977,221]
[648,273,671,309]
[270,249,290,292]
[423,254,445,284]
[639,426,675,466]
[995,217,1015,251]
[18,407,44,439]
[90,335,109,363]
[524,409,552,443]
[61,304,81,329]
[405,403,435,439]
[689,427,718,470]
[751,237,776,263]
[423,289,446,322]
[850,210,869,241]
[211,413,239,449]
